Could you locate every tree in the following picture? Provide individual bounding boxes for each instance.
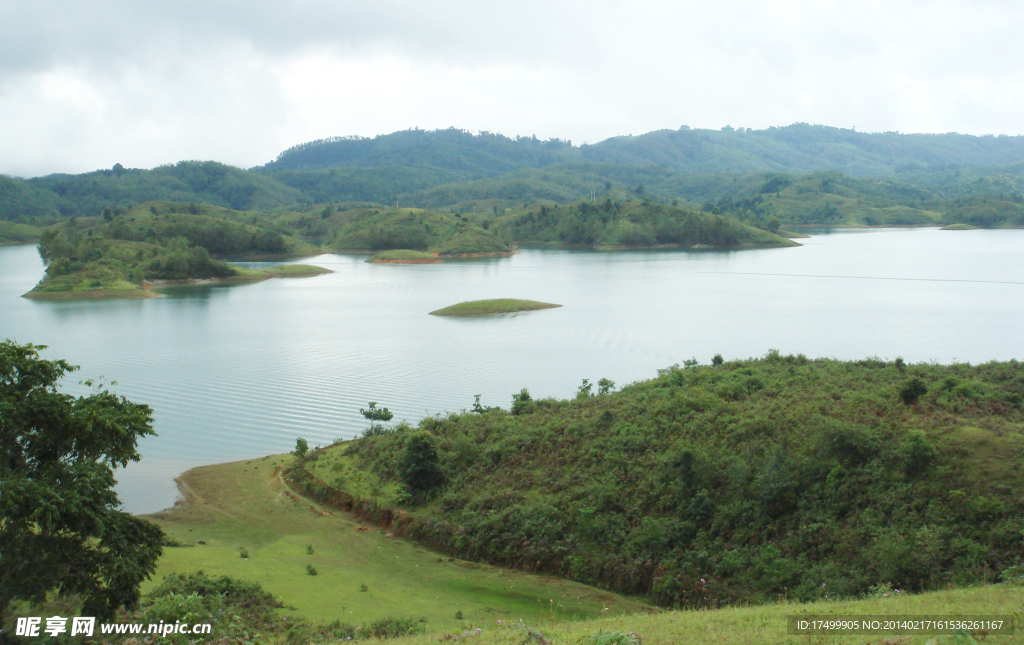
[293,437,308,458]
[359,401,393,437]
[0,341,164,632]
[398,432,444,494]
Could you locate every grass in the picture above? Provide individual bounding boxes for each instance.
[360,584,1024,645]
[144,456,648,635]
[429,299,562,316]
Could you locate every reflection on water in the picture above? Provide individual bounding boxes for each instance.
[1,228,1022,513]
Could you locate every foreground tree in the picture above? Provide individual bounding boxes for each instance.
[0,341,164,634]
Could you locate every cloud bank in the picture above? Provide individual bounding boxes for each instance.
[2,0,1021,176]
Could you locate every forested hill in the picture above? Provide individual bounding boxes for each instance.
[264,125,1024,177]
[265,129,575,175]
[0,161,304,221]
[5,124,1024,226]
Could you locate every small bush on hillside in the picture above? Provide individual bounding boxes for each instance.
[511,388,534,415]
[306,564,317,576]
[899,376,928,404]
[365,617,424,638]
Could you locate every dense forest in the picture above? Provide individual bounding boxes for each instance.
[3,126,1024,230]
[295,354,1024,608]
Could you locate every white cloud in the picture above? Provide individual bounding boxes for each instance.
[1,0,1022,176]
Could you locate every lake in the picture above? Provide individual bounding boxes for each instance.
[1,227,1022,513]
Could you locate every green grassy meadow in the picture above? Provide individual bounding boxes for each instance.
[144,457,649,636]
[429,299,562,316]
[379,584,1024,645]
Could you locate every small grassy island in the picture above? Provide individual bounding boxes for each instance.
[429,298,561,316]
[23,202,331,300]
[940,222,980,230]
[366,249,442,263]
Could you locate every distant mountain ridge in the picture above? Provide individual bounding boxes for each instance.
[263,124,1024,177]
[5,124,1024,225]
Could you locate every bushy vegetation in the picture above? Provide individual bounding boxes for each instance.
[309,354,1024,608]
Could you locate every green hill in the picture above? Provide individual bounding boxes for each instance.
[323,206,512,255]
[6,126,1024,228]
[294,354,1024,608]
[494,200,797,248]
[263,125,1024,178]
[3,161,305,220]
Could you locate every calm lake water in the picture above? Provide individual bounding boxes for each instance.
[2,228,1022,513]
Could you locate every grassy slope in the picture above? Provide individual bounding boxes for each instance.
[145,457,648,634]
[430,299,561,316]
[316,355,1024,609]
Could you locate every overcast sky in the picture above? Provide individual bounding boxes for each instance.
[1,0,1021,177]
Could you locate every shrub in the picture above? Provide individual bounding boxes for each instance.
[1001,564,1024,586]
[399,431,445,493]
[306,564,318,576]
[899,377,928,404]
[365,617,423,639]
